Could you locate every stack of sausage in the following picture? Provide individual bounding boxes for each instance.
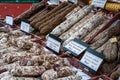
[49,4,110,44]
[61,12,105,46]
[50,7,108,46]
[50,5,93,37]
[0,30,82,80]
[14,1,77,36]
[14,1,47,25]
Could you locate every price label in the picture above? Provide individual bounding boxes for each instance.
[118,77,120,80]
[47,0,59,5]
[64,38,88,56]
[69,0,78,4]
[20,20,34,33]
[109,0,120,3]
[60,0,68,2]
[98,78,103,80]
[110,37,118,43]
[46,34,61,54]
[5,15,13,26]
[80,48,104,73]
[91,0,107,8]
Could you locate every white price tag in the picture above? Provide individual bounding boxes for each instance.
[60,0,68,2]
[91,0,107,8]
[98,78,103,80]
[5,15,13,26]
[109,0,120,3]
[20,21,34,33]
[69,0,78,4]
[46,34,61,53]
[47,0,59,5]
[118,77,120,80]
[65,41,86,55]
[80,50,103,71]
[64,39,88,56]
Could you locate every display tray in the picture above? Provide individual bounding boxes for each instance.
[0,19,116,80]
[1,12,120,80]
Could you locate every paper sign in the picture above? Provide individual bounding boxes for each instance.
[76,70,91,80]
[60,0,68,2]
[109,0,120,3]
[72,67,91,79]
[5,15,13,26]
[64,38,88,56]
[91,0,107,8]
[46,34,61,54]
[47,0,59,5]
[118,77,120,80]
[98,78,104,80]
[69,0,78,4]
[20,20,34,33]
[80,48,104,73]
[110,37,118,43]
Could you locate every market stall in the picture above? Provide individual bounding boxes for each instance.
[0,0,120,80]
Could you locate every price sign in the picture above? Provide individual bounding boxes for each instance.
[109,0,120,3]
[110,37,118,43]
[80,48,104,73]
[46,34,62,54]
[64,38,89,56]
[69,0,78,4]
[20,20,34,33]
[98,78,103,80]
[118,77,120,80]
[60,0,68,2]
[47,0,59,5]
[5,15,13,26]
[91,0,107,8]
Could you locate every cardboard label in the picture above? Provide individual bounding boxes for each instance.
[77,70,91,80]
[118,77,120,80]
[110,37,118,43]
[64,38,88,56]
[72,67,91,79]
[69,0,78,4]
[98,78,103,80]
[47,0,59,5]
[20,20,34,33]
[80,48,104,73]
[5,15,13,26]
[91,0,107,8]
[60,0,68,2]
[109,0,120,3]
[46,34,61,54]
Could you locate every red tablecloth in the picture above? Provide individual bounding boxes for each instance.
[0,3,32,18]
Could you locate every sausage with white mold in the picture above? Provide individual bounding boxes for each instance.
[50,5,93,36]
[63,12,104,46]
[10,66,46,77]
[83,19,108,42]
[59,12,94,41]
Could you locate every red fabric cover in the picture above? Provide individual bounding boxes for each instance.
[0,3,32,18]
